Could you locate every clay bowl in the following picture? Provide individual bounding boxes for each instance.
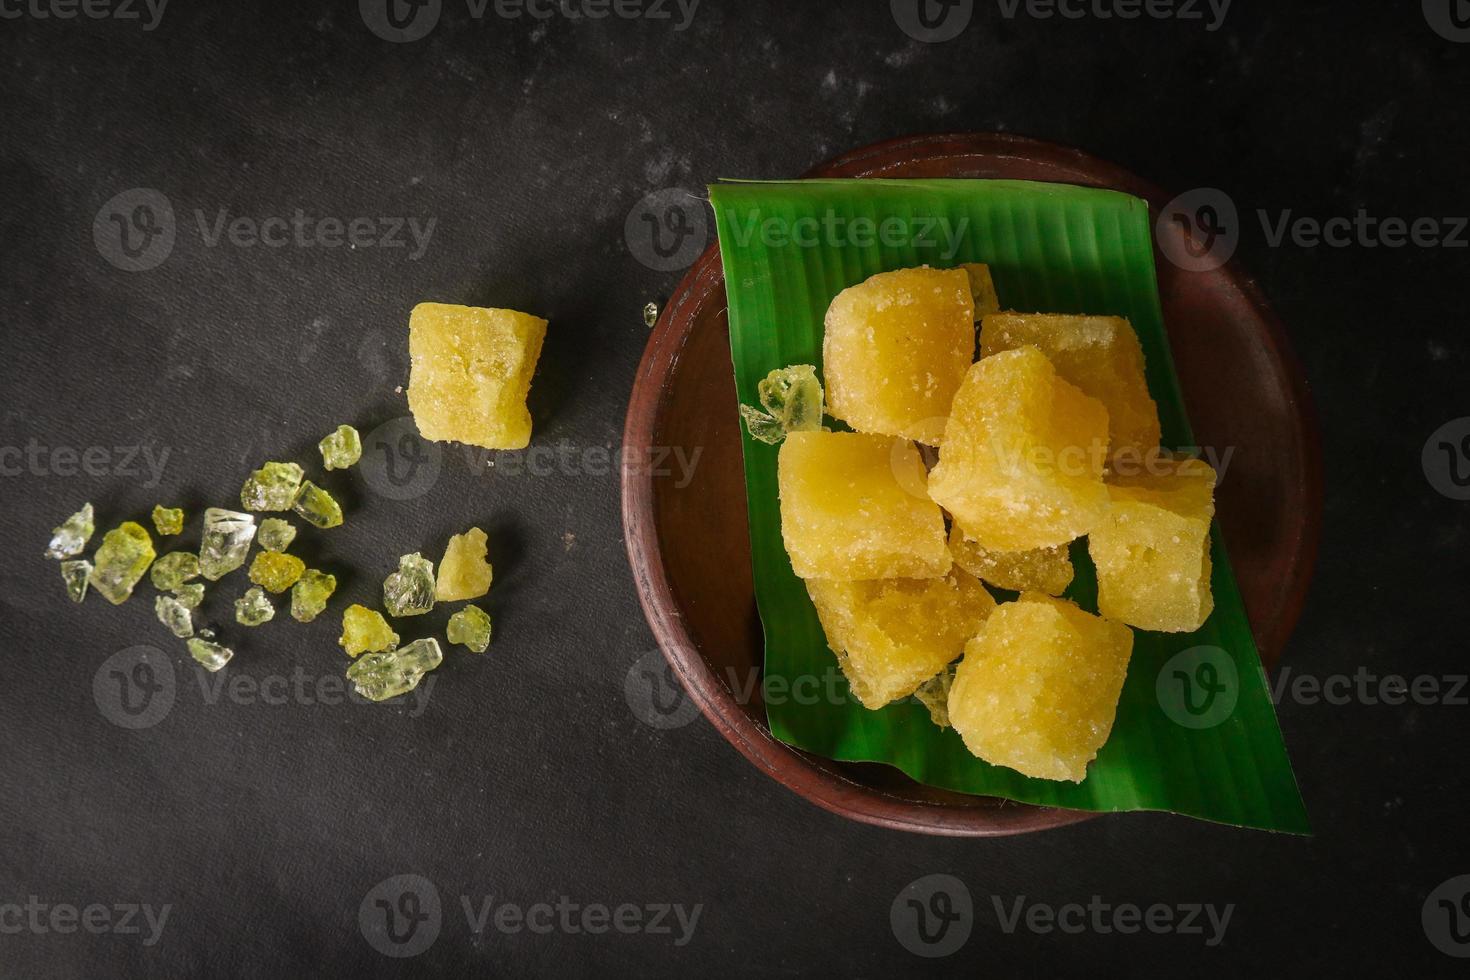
[621,133,1321,837]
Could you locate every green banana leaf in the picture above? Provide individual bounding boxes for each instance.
[710,178,1309,834]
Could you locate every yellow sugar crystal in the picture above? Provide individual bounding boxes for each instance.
[959,263,1000,317]
[823,266,975,445]
[436,526,493,601]
[948,523,1073,596]
[778,431,949,580]
[1089,454,1217,632]
[248,550,305,593]
[949,593,1134,782]
[806,568,995,709]
[338,604,400,658]
[408,302,548,450]
[980,312,1161,457]
[927,346,1110,551]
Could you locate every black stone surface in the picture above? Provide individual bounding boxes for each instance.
[2,1,1468,975]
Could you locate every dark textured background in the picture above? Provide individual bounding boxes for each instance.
[2,1,1468,975]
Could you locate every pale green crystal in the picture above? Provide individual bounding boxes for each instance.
[199,508,256,580]
[187,636,233,672]
[290,568,336,623]
[739,404,785,445]
[61,560,91,603]
[92,522,156,605]
[318,424,362,471]
[258,518,296,552]
[347,637,443,702]
[155,594,194,638]
[150,551,200,591]
[447,603,492,653]
[151,505,184,536]
[914,665,956,730]
[235,585,275,626]
[240,461,304,512]
[759,364,824,432]
[45,503,94,559]
[174,582,206,609]
[383,553,435,617]
[292,481,343,529]
[642,302,658,328]
[249,551,305,593]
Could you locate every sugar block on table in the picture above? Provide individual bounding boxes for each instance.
[155,594,194,639]
[823,266,975,445]
[980,312,1160,457]
[948,523,1074,596]
[806,567,995,709]
[927,346,1110,552]
[1089,454,1217,633]
[959,263,1000,318]
[949,592,1134,782]
[384,553,435,617]
[187,637,234,672]
[436,527,492,601]
[91,522,155,605]
[778,430,948,581]
[408,302,549,450]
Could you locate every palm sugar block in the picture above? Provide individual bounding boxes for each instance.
[947,523,1074,596]
[806,568,996,709]
[980,312,1161,458]
[948,593,1134,781]
[927,346,1110,551]
[822,267,975,446]
[408,302,548,450]
[1089,454,1217,633]
[777,430,948,580]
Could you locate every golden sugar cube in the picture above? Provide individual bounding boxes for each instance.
[980,312,1160,457]
[778,431,948,581]
[949,593,1134,782]
[806,567,995,709]
[823,267,975,445]
[1089,454,1217,632]
[948,522,1073,596]
[436,526,493,601]
[927,346,1110,551]
[408,302,548,450]
[959,263,1000,318]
